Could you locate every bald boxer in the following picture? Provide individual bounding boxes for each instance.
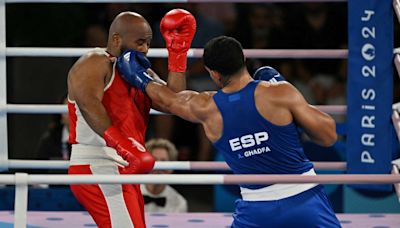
[67,10,195,228]
[119,36,341,227]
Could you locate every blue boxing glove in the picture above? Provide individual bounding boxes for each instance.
[253,66,285,82]
[117,49,153,92]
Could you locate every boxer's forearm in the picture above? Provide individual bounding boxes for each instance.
[298,105,337,147]
[306,110,337,146]
[167,71,186,92]
[146,82,176,113]
[146,82,201,123]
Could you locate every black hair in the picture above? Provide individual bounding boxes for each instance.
[203,36,245,77]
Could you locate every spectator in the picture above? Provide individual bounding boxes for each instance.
[141,139,188,213]
[36,94,70,162]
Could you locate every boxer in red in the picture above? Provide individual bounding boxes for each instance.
[67,10,196,228]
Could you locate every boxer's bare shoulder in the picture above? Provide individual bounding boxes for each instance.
[70,49,113,75]
[190,91,217,118]
[68,49,113,100]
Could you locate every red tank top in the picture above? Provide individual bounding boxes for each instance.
[68,53,151,146]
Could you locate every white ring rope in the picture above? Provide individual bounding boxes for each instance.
[7,160,347,171]
[0,173,398,185]
[6,172,400,228]
[1,104,165,115]
[5,0,347,3]
[6,47,348,59]
[1,104,346,115]
[4,104,67,114]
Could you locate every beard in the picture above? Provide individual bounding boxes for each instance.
[119,44,129,57]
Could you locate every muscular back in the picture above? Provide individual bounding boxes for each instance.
[198,80,336,147]
[196,81,293,143]
[254,81,295,126]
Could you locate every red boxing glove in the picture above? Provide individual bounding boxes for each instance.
[160,9,196,73]
[103,126,155,174]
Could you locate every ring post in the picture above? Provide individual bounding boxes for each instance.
[347,0,394,191]
[0,0,7,172]
[14,173,28,228]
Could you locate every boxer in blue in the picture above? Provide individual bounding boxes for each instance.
[118,36,341,228]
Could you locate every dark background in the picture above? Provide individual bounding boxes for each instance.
[5,2,351,159]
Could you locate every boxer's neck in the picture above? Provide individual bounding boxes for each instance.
[221,72,253,93]
[106,47,119,58]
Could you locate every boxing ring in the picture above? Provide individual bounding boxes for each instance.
[1,0,400,228]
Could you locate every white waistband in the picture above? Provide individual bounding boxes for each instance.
[240,169,318,201]
[69,144,128,167]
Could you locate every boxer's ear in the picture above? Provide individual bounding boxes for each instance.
[207,69,224,88]
[112,33,122,52]
[205,67,216,77]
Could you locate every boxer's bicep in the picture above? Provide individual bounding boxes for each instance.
[169,91,206,123]
[146,82,205,123]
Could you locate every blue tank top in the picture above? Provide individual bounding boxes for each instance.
[213,80,313,189]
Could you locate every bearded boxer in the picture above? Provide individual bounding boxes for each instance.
[67,10,196,228]
[118,36,341,227]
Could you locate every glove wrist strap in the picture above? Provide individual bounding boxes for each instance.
[168,51,187,73]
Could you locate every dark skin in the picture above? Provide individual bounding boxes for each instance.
[68,12,185,137]
[146,67,337,146]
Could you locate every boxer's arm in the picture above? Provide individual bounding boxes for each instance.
[147,69,166,85]
[284,84,337,146]
[160,9,196,92]
[145,81,208,123]
[145,69,186,110]
[68,54,112,135]
[167,71,185,92]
